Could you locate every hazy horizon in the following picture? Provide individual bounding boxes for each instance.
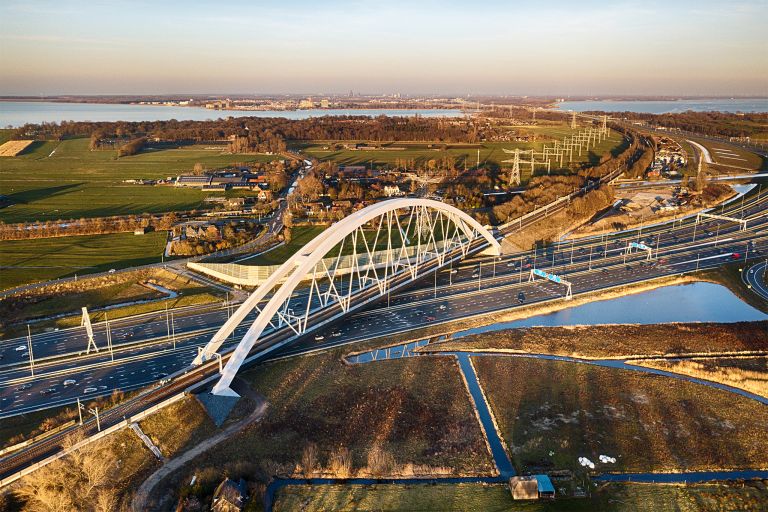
[1,0,767,97]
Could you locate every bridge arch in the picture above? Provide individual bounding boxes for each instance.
[195,198,500,396]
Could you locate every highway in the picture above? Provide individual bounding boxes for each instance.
[0,186,765,485]
[1,191,765,418]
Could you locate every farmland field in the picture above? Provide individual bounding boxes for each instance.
[0,139,34,157]
[273,480,768,512]
[0,133,277,223]
[474,356,768,474]
[0,231,168,289]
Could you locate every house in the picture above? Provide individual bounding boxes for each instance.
[257,189,273,202]
[383,185,404,197]
[211,478,247,512]
[225,197,246,209]
[508,475,555,500]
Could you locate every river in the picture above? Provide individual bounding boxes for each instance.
[0,101,464,127]
[455,282,767,338]
[557,98,768,114]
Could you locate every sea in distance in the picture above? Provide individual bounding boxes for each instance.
[2,98,766,127]
[0,101,464,127]
[557,98,768,114]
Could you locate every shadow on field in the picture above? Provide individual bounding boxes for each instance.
[3,183,83,206]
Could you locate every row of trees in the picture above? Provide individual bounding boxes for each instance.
[0,212,179,240]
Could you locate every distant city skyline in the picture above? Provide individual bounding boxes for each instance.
[1,0,767,96]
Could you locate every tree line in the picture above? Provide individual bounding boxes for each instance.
[0,213,179,240]
[597,111,768,139]
[12,116,500,154]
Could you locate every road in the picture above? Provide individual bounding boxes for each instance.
[1,192,765,419]
[0,184,765,485]
[744,260,768,301]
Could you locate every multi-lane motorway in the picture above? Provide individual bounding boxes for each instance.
[0,188,765,484]
[1,191,766,420]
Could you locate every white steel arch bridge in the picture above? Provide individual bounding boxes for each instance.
[194,198,501,397]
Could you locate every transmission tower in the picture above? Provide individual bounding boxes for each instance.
[503,148,550,185]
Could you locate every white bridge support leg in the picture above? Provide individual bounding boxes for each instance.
[194,199,500,397]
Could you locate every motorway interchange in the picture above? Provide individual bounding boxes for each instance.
[1,191,766,419]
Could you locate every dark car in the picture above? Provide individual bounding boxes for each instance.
[517,292,526,304]
[40,387,57,395]
[16,383,32,391]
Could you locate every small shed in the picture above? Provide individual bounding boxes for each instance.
[509,476,538,500]
[535,474,556,499]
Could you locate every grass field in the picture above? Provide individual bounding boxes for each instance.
[639,356,768,398]
[0,230,168,289]
[273,480,768,512]
[134,348,492,507]
[0,133,276,223]
[295,124,624,182]
[421,322,768,359]
[474,356,768,475]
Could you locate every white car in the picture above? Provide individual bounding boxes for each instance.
[331,332,342,337]
[83,387,98,394]
[63,379,77,386]
[314,335,325,341]
[108,269,116,273]
[450,269,458,274]
[15,345,26,351]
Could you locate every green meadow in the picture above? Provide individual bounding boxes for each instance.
[0,133,276,223]
[0,231,168,289]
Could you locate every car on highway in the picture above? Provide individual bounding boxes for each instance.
[506,261,517,268]
[471,272,479,278]
[517,292,525,304]
[15,345,26,351]
[63,379,77,386]
[40,388,56,395]
[438,305,446,310]
[83,387,98,394]
[732,253,741,259]
[314,335,325,341]
[331,332,342,337]
[16,384,32,391]
[450,269,458,274]
[108,269,116,273]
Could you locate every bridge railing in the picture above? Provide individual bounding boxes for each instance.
[187,240,454,286]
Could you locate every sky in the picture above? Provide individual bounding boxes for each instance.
[1,0,767,96]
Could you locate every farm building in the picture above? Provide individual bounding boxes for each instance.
[508,475,556,500]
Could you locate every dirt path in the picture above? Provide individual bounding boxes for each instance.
[131,396,268,512]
